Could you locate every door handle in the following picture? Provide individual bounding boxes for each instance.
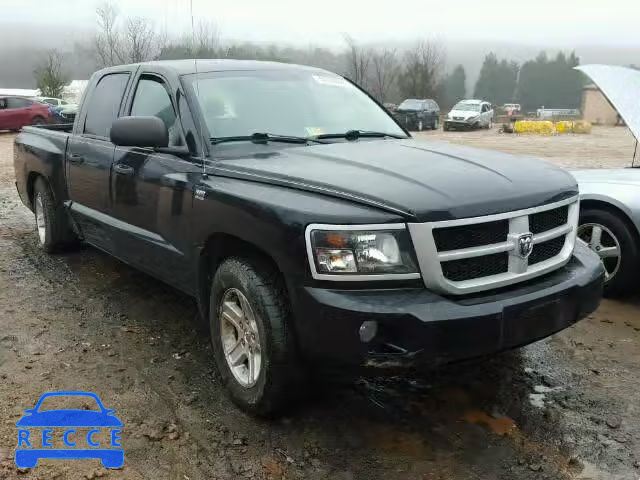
[68,154,84,164]
[113,164,134,176]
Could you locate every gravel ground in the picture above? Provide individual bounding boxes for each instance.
[414,124,637,169]
[1,128,639,480]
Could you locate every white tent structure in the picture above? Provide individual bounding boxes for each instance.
[0,88,39,97]
[62,80,89,104]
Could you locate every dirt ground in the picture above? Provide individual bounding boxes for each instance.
[0,127,639,480]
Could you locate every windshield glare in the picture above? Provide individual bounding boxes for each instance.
[453,102,481,112]
[185,70,406,140]
[398,99,425,110]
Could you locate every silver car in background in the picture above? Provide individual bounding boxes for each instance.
[573,65,640,295]
[443,99,494,131]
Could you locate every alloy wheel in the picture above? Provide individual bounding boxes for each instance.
[577,223,622,282]
[219,288,262,388]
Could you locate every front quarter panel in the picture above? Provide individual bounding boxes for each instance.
[191,176,406,282]
[577,181,640,235]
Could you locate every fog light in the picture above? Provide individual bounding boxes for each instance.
[359,321,378,343]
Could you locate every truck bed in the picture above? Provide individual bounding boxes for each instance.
[14,125,71,210]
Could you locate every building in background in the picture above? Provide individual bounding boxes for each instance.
[582,84,620,126]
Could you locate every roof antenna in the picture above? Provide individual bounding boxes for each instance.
[633,139,638,168]
[190,0,208,179]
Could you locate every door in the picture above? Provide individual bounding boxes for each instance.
[3,97,32,129]
[110,74,199,291]
[67,72,131,252]
[480,103,490,126]
[0,98,8,130]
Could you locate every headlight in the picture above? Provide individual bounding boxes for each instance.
[306,225,419,278]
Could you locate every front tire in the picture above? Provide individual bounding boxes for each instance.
[209,257,300,416]
[33,177,78,253]
[578,208,639,296]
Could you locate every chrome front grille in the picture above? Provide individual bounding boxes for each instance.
[407,197,579,295]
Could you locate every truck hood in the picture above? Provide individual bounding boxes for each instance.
[576,64,640,142]
[213,139,577,222]
[572,168,640,187]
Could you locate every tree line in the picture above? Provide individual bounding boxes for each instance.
[35,2,585,112]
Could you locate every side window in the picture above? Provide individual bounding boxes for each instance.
[0,98,6,109]
[83,73,130,138]
[7,98,32,108]
[481,104,488,113]
[130,77,181,146]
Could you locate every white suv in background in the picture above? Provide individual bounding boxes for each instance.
[443,99,494,130]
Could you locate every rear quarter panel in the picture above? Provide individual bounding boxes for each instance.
[14,127,70,209]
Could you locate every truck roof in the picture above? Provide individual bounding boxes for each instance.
[98,59,328,76]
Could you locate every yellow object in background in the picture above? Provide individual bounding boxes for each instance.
[513,120,555,135]
[513,120,592,135]
[555,121,574,134]
[572,121,592,134]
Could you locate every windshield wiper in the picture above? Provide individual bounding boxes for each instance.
[211,132,327,145]
[314,130,407,141]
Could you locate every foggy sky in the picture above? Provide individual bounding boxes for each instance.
[2,0,639,48]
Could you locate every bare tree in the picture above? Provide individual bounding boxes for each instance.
[124,17,157,62]
[95,2,124,67]
[194,20,220,53]
[370,48,398,103]
[34,50,68,98]
[398,40,445,99]
[94,2,161,66]
[343,34,371,88]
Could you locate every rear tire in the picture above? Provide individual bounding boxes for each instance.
[33,177,78,253]
[209,256,301,416]
[578,208,639,296]
[32,116,46,126]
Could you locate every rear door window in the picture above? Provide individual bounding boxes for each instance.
[83,73,130,138]
[7,98,32,108]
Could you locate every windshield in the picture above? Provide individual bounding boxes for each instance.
[452,102,481,112]
[184,69,406,140]
[397,99,425,110]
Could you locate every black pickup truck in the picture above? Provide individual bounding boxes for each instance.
[14,60,604,415]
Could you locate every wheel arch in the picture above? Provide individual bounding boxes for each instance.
[196,233,287,322]
[580,198,640,244]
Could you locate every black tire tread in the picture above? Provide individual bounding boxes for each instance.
[33,177,78,253]
[210,256,300,416]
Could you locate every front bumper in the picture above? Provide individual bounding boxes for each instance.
[444,119,475,127]
[291,242,603,367]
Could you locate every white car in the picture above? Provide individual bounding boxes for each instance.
[36,97,71,107]
[443,99,494,131]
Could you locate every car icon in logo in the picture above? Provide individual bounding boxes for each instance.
[15,391,123,469]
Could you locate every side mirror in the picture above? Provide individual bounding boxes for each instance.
[110,116,168,148]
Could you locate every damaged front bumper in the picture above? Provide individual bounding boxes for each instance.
[292,242,604,369]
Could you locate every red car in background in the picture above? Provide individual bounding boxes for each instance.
[0,96,51,132]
